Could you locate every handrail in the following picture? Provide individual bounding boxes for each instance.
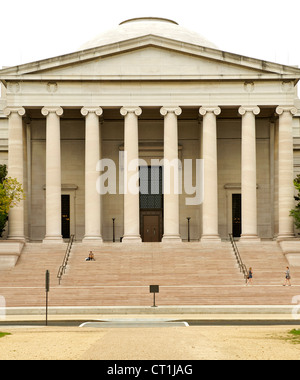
[228,233,248,282]
[57,234,74,285]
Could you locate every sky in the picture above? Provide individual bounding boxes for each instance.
[0,0,300,70]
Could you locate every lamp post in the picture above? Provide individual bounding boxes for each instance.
[45,270,50,326]
[112,218,115,242]
[187,217,191,242]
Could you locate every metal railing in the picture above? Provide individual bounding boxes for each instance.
[57,234,74,285]
[228,233,248,282]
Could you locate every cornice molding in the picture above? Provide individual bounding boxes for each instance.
[1,35,300,81]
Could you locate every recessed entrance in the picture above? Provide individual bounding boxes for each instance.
[139,166,163,242]
[61,194,70,239]
[232,193,241,238]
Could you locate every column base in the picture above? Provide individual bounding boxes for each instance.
[7,236,26,242]
[239,234,261,242]
[43,235,64,244]
[82,236,103,243]
[122,235,142,243]
[276,233,295,242]
[162,234,182,243]
[201,234,221,242]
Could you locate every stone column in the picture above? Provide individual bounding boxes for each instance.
[81,107,103,242]
[23,116,31,241]
[41,107,63,243]
[4,107,26,240]
[239,106,260,241]
[160,106,182,242]
[276,106,297,239]
[199,106,221,241]
[121,106,142,243]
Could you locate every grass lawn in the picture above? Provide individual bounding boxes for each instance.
[287,329,300,344]
[0,332,11,338]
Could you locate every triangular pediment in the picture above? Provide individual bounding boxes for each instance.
[24,46,277,78]
[1,35,300,82]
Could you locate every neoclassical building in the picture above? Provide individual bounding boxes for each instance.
[0,17,300,244]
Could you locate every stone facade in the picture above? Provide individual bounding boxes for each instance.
[0,18,300,243]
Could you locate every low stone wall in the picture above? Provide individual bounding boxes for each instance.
[0,240,24,269]
[279,239,300,266]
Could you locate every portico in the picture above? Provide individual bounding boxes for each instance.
[1,103,298,244]
[1,18,300,244]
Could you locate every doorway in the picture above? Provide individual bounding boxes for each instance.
[232,193,241,238]
[61,194,70,239]
[141,211,161,242]
[139,166,163,242]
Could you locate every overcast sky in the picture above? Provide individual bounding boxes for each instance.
[1,0,299,69]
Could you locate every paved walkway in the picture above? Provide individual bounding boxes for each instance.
[0,316,299,360]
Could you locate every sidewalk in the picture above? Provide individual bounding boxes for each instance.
[1,305,299,324]
[0,306,299,360]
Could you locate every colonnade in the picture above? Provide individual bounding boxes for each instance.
[4,104,297,242]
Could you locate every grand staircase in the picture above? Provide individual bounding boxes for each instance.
[0,240,299,307]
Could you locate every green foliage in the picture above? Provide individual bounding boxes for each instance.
[0,212,8,237]
[0,177,25,215]
[288,329,300,344]
[0,164,7,183]
[0,332,11,338]
[0,164,25,237]
[290,175,300,229]
[289,329,300,336]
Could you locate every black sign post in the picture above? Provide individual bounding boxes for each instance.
[150,285,159,307]
[45,270,50,326]
[112,218,116,242]
[187,217,191,242]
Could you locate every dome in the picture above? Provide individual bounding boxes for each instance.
[79,17,218,50]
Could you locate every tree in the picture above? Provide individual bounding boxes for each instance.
[0,165,7,183]
[0,164,25,237]
[290,174,300,229]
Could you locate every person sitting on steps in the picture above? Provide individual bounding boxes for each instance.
[85,251,95,261]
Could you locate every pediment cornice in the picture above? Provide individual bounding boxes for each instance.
[1,34,300,82]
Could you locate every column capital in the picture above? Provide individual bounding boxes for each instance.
[160,106,182,116]
[199,106,221,116]
[4,107,26,117]
[238,106,260,116]
[41,106,63,117]
[81,107,103,117]
[120,106,142,117]
[276,106,297,116]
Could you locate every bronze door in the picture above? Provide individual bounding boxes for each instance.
[142,213,161,242]
[139,166,163,242]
